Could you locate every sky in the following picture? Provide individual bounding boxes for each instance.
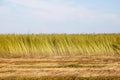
[0,0,120,34]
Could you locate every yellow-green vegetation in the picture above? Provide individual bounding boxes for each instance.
[0,34,120,80]
[0,34,120,57]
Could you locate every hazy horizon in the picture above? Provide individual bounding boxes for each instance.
[0,0,120,34]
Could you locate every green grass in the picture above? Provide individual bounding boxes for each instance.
[0,34,120,57]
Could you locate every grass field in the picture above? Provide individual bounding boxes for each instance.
[0,34,120,80]
[0,34,120,57]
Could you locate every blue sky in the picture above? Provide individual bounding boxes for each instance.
[0,0,120,34]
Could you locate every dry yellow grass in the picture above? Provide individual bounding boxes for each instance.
[0,56,120,80]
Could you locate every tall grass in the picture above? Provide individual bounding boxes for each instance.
[0,34,120,57]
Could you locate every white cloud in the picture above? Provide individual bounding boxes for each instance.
[0,6,9,13]
[3,0,120,24]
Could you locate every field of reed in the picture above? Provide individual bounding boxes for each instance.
[0,34,120,57]
[0,34,120,80]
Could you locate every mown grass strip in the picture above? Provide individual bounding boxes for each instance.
[0,76,120,80]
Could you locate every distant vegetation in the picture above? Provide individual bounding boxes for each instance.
[0,34,120,57]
